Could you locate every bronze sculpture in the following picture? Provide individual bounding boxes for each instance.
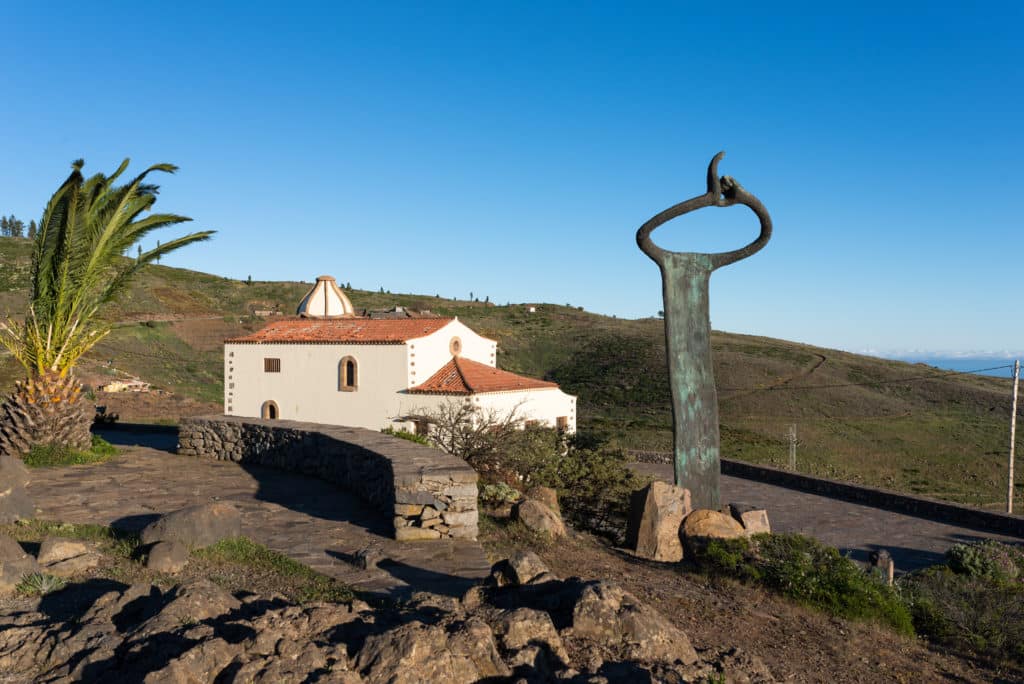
[636,152,772,509]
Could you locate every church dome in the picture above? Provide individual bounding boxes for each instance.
[296,275,356,318]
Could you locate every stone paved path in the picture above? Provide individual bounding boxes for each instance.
[26,443,490,601]
[631,463,1024,572]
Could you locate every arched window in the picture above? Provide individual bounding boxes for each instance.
[261,400,279,420]
[449,337,462,356]
[339,356,358,391]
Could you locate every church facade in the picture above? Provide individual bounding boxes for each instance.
[224,276,577,433]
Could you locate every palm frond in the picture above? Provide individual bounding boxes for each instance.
[7,159,215,376]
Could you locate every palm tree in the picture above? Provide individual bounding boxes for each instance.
[0,159,213,457]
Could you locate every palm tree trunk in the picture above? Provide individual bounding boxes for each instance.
[0,371,93,459]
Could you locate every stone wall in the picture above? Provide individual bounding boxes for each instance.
[178,416,478,541]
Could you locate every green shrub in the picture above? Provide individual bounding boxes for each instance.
[901,565,1024,664]
[498,427,649,542]
[695,534,913,634]
[381,427,431,446]
[479,482,521,505]
[16,572,66,596]
[945,540,1023,583]
[23,435,118,467]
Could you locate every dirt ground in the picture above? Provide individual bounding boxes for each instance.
[89,390,220,425]
[480,523,1023,684]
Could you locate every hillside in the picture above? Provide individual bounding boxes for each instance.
[1,236,1020,509]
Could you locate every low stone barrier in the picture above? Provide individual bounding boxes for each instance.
[178,416,478,541]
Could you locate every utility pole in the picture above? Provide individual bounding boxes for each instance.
[1010,360,1019,515]
[788,424,797,472]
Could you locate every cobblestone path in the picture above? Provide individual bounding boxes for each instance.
[632,462,1024,572]
[26,445,490,600]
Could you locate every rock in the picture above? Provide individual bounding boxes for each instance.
[525,485,560,514]
[139,502,242,548]
[502,550,551,586]
[513,499,566,538]
[728,503,771,536]
[494,607,570,665]
[447,617,511,679]
[395,526,442,541]
[356,620,481,683]
[394,503,424,516]
[142,637,242,683]
[716,646,777,683]
[626,481,691,562]
[38,537,90,565]
[0,455,34,523]
[0,534,39,593]
[0,453,30,490]
[571,581,697,665]
[0,486,35,524]
[682,509,746,551]
[461,585,485,610]
[44,552,101,577]
[146,540,190,573]
[354,544,383,570]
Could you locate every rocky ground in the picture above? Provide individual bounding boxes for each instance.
[0,541,775,683]
[480,521,1022,684]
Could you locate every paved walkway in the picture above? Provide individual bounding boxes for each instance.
[26,442,490,601]
[631,463,1024,572]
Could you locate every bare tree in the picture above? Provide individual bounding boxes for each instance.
[405,399,524,470]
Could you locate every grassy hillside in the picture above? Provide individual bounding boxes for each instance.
[1,236,1020,509]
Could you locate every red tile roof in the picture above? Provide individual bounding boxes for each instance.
[226,318,453,344]
[408,357,558,395]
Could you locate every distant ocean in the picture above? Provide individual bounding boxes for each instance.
[885,357,1018,379]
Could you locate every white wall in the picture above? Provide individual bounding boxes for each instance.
[408,319,496,389]
[226,342,411,430]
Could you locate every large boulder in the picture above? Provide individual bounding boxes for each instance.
[494,607,570,665]
[0,534,40,593]
[488,549,551,587]
[146,540,190,574]
[525,485,560,515]
[37,537,100,577]
[0,454,34,524]
[355,620,483,684]
[571,580,698,665]
[626,481,691,562]
[513,499,566,538]
[682,509,746,554]
[0,453,29,490]
[140,502,242,548]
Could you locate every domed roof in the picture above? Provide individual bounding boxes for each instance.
[296,275,356,319]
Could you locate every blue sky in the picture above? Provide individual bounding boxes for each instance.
[1,2,1021,355]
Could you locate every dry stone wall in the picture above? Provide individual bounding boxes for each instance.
[178,416,478,540]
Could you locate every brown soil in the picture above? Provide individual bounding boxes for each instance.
[481,522,1022,684]
[90,390,220,425]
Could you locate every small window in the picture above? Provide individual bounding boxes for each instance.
[556,416,569,432]
[339,356,358,391]
[264,358,281,373]
[415,420,430,437]
[449,337,462,356]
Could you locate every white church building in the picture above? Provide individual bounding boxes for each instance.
[224,276,577,434]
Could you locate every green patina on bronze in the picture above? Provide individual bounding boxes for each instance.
[636,152,772,509]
